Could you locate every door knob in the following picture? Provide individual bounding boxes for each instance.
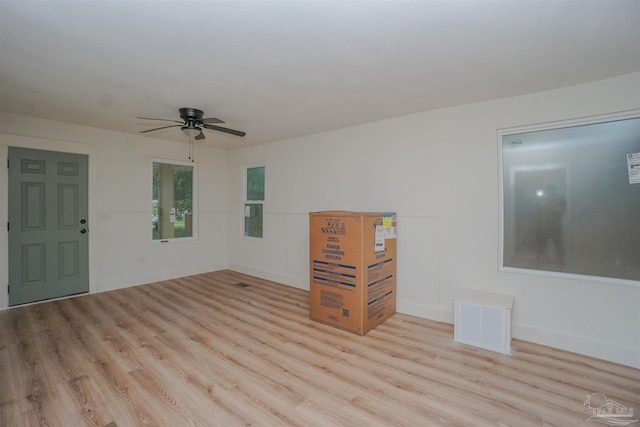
[80,229,87,234]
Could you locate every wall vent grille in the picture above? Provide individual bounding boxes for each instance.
[454,289,513,355]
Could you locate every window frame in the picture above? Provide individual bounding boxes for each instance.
[151,158,198,243]
[243,165,265,239]
[497,110,640,286]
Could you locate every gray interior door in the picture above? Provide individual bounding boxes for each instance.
[8,147,89,306]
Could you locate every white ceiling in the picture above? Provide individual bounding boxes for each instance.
[1,1,639,149]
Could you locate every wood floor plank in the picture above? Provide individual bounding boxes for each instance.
[1,269,638,426]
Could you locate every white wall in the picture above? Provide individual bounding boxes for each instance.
[0,114,229,310]
[227,73,640,368]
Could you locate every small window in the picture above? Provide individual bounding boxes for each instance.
[244,166,264,238]
[152,160,196,241]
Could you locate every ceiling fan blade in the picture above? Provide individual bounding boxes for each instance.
[140,124,182,133]
[202,123,246,137]
[201,117,225,124]
[137,116,183,124]
[195,129,206,140]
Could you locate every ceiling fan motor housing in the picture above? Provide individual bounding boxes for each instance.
[179,108,204,123]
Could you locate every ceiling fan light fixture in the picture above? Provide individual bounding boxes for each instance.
[181,126,200,137]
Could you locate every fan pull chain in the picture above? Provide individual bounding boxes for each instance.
[188,135,194,162]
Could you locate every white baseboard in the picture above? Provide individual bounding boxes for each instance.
[511,323,639,369]
[396,299,638,369]
[396,298,445,322]
[97,262,226,293]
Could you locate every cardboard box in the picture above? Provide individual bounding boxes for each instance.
[309,211,397,335]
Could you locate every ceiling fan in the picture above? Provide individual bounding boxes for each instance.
[138,107,246,140]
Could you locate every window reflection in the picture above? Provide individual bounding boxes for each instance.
[501,115,640,281]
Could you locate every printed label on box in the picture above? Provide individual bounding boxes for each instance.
[320,289,344,309]
[312,260,356,291]
[375,225,385,252]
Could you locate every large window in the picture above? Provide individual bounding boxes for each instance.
[499,111,639,283]
[152,160,196,241]
[244,166,264,238]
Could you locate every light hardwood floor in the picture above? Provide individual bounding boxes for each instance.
[1,270,638,426]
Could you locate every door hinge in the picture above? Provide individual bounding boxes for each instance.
[7,285,9,294]
[6,222,9,232]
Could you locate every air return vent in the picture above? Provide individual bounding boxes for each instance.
[232,283,250,288]
[454,289,513,355]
